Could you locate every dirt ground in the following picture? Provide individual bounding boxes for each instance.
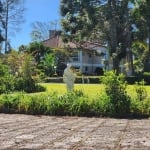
[0,114,150,150]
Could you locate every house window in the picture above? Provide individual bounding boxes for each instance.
[71,51,79,62]
[85,66,88,72]
[89,54,92,58]
[83,51,85,56]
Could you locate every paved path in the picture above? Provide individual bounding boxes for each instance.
[0,114,150,150]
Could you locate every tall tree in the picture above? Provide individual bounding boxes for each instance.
[31,20,59,42]
[60,0,134,74]
[0,0,4,47]
[60,0,98,47]
[104,0,133,73]
[26,42,52,64]
[132,0,150,72]
[1,0,25,53]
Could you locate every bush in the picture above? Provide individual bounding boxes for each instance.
[125,76,138,84]
[142,72,150,85]
[45,76,101,84]
[91,93,110,116]
[135,80,147,101]
[94,67,104,76]
[0,87,149,117]
[0,63,15,94]
[101,71,131,117]
[14,77,46,93]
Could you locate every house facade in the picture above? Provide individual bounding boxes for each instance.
[43,30,109,75]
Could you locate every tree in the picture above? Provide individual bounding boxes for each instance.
[60,0,134,74]
[1,0,25,53]
[31,20,58,42]
[38,53,55,77]
[0,0,4,47]
[132,0,150,72]
[132,41,147,73]
[54,48,69,76]
[60,0,98,47]
[4,50,41,93]
[26,42,52,64]
[0,60,15,94]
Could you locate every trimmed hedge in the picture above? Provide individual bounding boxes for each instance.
[45,74,150,85]
[45,77,63,83]
[45,76,101,84]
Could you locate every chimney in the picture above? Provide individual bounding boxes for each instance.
[49,30,57,38]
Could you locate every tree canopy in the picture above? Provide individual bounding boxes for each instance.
[1,0,25,53]
[60,0,150,71]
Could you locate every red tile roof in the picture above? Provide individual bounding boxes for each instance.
[43,35,106,50]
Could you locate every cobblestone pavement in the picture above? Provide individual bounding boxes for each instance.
[0,114,150,150]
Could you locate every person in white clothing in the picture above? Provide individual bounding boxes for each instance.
[63,64,76,91]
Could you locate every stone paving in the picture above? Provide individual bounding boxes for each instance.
[0,114,150,150]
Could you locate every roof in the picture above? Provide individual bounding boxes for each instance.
[42,34,107,51]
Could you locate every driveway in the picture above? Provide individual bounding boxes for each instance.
[0,114,150,150]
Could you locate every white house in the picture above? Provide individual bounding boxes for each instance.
[43,30,109,75]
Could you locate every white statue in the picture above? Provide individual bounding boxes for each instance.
[63,64,76,91]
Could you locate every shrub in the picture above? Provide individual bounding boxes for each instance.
[135,80,147,101]
[125,76,137,84]
[130,97,150,117]
[142,72,150,85]
[0,86,149,117]
[101,71,131,117]
[14,77,46,93]
[91,93,110,116]
[71,97,90,116]
[0,63,15,94]
[0,94,21,113]
[27,94,48,115]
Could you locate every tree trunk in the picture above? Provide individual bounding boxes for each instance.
[144,29,150,72]
[4,1,8,53]
[112,56,120,74]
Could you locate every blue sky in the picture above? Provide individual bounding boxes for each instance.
[11,0,61,49]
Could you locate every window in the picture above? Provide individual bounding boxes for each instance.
[71,51,79,62]
[89,54,92,58]
[85,66,88,72]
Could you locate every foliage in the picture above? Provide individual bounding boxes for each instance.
[30,21,58,41]
[130,97,150,117]
[90,93,110,116]
[60,0,134,73]
[38,53,55,77]
[25,42,58,77]
[1,0,25,53]
[132,41,147,73]
[14,53,45,93]
[0,0,4,45]
[0,84,150,117]
[101,71,131,116]
[1,51,45,93]
[26,42,53,64]
[0,62,14,94]
[131,0,150,72]
[135,80,147,101]
[53,48,69,76]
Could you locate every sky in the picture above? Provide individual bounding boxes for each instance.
[10,0,61,49]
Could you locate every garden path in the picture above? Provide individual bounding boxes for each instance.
[0,114,150,150]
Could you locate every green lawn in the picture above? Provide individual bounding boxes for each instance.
[40,83,150,98]
[41,83,104,97]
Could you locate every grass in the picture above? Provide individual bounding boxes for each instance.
[0,83,149,117]
[40,83,105,97]
[40,83,150,98]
